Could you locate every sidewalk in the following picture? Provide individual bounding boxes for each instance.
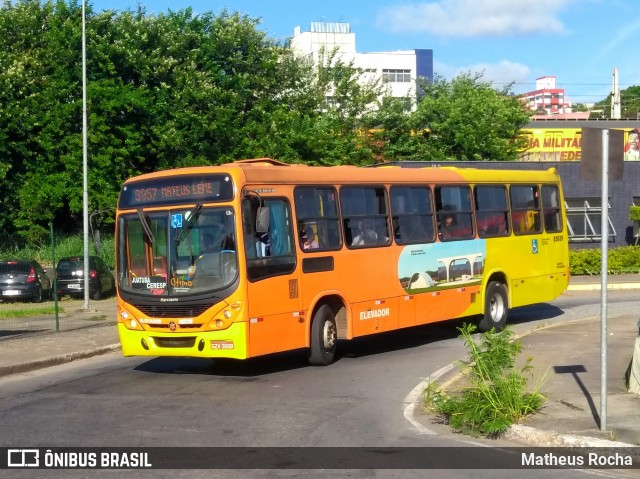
[1,276,640,448]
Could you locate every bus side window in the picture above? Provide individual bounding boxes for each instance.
[435,185,473,241]
[294,186,341,252]
[542,184,562,233]
[475,185,509,238]
[390,185,434,245]
[340,186,388,249]
[510,185,542,235]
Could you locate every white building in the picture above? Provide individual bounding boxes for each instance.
[290,22,433,109]
[521,76,570,116]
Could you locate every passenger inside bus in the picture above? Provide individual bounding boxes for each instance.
[351,219,378,246]
[438,213,456,240]
[397,217,421,243]
[301,227,319,250]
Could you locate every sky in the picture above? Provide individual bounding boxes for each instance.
[90,0,640,105]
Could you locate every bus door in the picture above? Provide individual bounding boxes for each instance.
[241,192,304,357]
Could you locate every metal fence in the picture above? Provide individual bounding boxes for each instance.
[0,226,116,338]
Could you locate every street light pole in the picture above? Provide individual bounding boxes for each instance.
[82,0,90,309]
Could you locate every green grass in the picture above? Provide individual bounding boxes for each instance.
[0,305,65,318]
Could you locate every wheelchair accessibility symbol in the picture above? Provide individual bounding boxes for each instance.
[532,239,538,254]
[171,214,183,229]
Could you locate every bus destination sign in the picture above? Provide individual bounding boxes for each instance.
[118,174,234,208]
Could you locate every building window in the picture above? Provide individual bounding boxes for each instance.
[382,69,411,83]
[324,96,338,109]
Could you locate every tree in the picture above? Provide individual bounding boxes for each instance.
[0,2,385,244]
[407,72,532,161]
[571,103,589,112]
[592,86,640,119]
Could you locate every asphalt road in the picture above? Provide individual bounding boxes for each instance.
[0,290,637,479]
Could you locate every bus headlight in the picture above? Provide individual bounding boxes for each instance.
[206,301,242,331]
[118,305,143,331]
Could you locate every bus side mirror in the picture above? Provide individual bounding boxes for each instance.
[256,207,270,233]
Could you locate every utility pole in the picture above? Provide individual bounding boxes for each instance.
[611,67,621,119]
[82,0,90,309]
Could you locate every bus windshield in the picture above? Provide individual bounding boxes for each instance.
[117,206,237,297]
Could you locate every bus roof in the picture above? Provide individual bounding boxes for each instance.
[123,159,561,187]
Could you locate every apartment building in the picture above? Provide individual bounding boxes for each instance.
[290,22,433,109]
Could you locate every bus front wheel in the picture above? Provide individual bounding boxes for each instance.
[478,281,508,332]
[308,304,337,366]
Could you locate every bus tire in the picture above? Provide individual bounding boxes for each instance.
[308,304,337,366]
[478,281,508,332]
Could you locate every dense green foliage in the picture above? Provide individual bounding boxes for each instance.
[410,73,531,162]
[1,0,531,247]
[361,73,531,162]
[590,85,640,119]
[424,323,544,437]
[569,246,640,275]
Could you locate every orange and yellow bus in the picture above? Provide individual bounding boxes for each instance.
[115,159,569,365]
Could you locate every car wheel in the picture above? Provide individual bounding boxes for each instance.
[33,286,43,303]
[307,304,338,366]
[92,282,102,301]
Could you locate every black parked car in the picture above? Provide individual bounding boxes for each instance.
[56,256,115,300]
[0,259,52,302]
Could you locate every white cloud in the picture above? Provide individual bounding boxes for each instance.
[435,59,530,89]
[377,0,578,37]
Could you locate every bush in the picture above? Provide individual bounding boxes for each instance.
[0,234,114,270]
[569,246,640,275]
[424,323,545,437]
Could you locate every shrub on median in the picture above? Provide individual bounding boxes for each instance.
[423,323,545,437]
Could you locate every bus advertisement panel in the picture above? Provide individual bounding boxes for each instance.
[115,159,569,366]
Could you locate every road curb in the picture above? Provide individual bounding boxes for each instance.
[0,344,121,378]
[504,424,634,448]
[568,283,640,292]
[408,316,638,448]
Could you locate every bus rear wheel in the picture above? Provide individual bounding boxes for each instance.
[478,281,508,332]
[308,304,337,366]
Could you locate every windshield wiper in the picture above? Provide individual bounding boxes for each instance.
[136,209,156,244]
[174,203,203,244]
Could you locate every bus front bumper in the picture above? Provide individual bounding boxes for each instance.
[117,322,248,359]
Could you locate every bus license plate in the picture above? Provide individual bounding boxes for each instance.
[210,340,234,350]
